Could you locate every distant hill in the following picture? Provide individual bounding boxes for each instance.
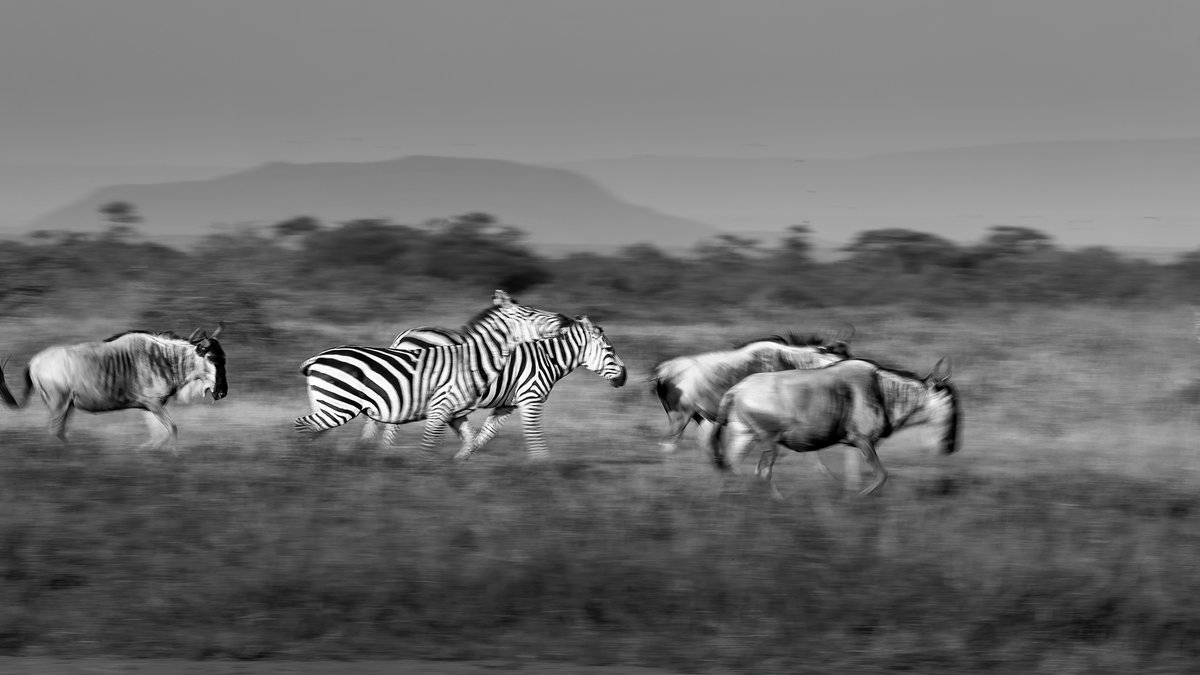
[0,164,233,232]
[27,156,718,249]
[561,139,1200,258]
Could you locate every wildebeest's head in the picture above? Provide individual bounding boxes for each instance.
[921,357,959,455]
[188,323,227,401]
[574,315,627,388]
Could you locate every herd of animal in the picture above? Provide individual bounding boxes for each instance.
[0,289,960,496]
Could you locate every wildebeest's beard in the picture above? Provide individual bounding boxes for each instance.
[193,338,227,400]
[206,339,228,400]
[937,384,960,455]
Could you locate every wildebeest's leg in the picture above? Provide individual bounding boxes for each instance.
[841,449,866,490]
[44,393,73,443]
[716,416,757,474]
[658,409,693,453]
[756,446,785,501]
[141,403,178,452]
[848,438,887,496]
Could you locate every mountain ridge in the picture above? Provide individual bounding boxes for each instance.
[27,155,719,248]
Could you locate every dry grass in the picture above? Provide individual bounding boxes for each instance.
[1,304,1198,673]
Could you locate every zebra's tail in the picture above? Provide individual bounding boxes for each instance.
[294,415,328,434]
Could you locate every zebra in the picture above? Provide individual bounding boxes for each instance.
[362,315,627,460]
[293,290,568,457]
[0,324,228,450]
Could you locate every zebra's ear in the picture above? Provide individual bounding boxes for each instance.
[494,289,514,307]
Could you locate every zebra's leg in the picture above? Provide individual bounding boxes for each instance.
[518,402,550,460]
[417,406,455,460]
[141,403,178,453]
[455,405,515,462]
[448,415,477,462]
[658,409,693,453]
[360,418,381,444]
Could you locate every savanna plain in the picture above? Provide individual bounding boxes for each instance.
[1,303,1198,675]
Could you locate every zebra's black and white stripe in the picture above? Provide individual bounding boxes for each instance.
[364,315,626,459]
[294,290,567,457]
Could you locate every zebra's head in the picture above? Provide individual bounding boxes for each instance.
[187,323,228,401]
[574,316,627,387]
[486,289,568,348]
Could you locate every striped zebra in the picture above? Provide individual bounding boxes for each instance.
[362,315,627,460]
[294,290,567,457]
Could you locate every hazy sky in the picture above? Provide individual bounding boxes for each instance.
[4,0,1200,167]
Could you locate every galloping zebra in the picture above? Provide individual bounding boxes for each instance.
[362,315,627,460]
[294,290,567,457]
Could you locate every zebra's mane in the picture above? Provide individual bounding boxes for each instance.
[103,329,182,343]
[458,305,574,334]
[732,333,829,350]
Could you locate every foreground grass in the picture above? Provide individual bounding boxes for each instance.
[1,303,1198,673]
[0,430,1197,674]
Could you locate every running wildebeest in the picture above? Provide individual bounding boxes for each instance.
[0,325,228,450]
[651,332,852,453]
[708,357,958,498]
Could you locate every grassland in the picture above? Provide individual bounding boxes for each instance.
[1,303,1198,674]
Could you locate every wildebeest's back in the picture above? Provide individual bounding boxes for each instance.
[30,338,181,412]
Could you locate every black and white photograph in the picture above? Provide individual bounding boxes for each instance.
[1,2,1199,673]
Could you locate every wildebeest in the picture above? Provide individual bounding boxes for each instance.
[0,325,228,450]
[708,357,958,498]
[651,333,852,453]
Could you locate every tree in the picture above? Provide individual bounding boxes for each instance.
[842,228,959,274]
[272,215,322,239]
[99,201,142,225]
[980,225,1055,257]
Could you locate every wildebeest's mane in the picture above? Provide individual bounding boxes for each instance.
[732,333,829,350]
[844,357,924,380]
[103,329,182,343]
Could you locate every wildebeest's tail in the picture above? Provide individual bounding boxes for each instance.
[0,360,33,409]
[709,388,738,470]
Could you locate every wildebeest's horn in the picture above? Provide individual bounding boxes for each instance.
[210,322,224,339]
[188,327,205,344]
[929,357,952,381]
[837,322,857,342]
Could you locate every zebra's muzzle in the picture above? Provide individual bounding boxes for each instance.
[611,369,627,388]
